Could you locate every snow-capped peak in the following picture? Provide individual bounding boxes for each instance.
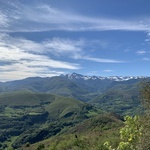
[62,73,146,82]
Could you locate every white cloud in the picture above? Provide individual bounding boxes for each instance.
[136,50,146,55]
[103,70,114,72]
[0,34,84,57]
[0,34,81,81]
[43,38,84,58]
[0,11,9,27]
[21,59,80,70]
[0,33,84,59]
[83,56,124,63]
[1,2,150,32]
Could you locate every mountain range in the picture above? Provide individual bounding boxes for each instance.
[62,72,146,81]
[0,73,147,103]
[0,72,147,117]
[0,73,148,149]
[0,72,147,95]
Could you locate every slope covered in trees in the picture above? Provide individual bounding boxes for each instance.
[0,91,100,149]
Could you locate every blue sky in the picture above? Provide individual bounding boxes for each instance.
[0,0,150,81]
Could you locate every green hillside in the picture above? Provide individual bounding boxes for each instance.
[0,91,100,149]
[0,90,55,106]
[90,89,143,116]
[88,79,144,116]
[21,113,123,150]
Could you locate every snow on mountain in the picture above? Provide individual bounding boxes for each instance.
[62,73,146,82]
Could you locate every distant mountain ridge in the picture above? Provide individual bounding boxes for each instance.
[0,73,148,102]
[62,72,147,81]
[1,72,147,84]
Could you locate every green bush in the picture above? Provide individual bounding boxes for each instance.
[104,115,142,150]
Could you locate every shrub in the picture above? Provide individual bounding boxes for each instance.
[104,115,142,150]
